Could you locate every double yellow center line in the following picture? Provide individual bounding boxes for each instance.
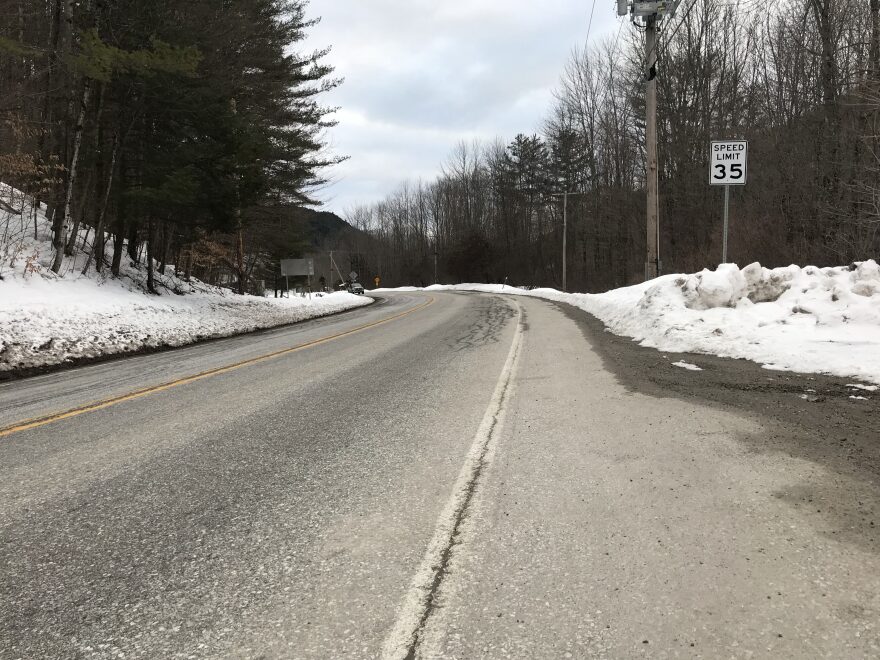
[0,296,435,439]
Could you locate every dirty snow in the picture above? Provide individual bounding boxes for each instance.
[672,361,703,371]
[381,261,880,385]
[0,184,372,373]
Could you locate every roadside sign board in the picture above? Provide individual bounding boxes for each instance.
[280,258,314,277]
[710,141,748,185]
[349,271,358,282]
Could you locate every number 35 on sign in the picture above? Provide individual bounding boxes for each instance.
[710,140,748,185]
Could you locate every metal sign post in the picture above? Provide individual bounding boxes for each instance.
[710,140,748,264]
[280,258,314,298]
[723,185,730,264]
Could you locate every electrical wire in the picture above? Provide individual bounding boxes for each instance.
[583,0,598,51]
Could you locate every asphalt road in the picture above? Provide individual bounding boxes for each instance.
[1,292,878,659]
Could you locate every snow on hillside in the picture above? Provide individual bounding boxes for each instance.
[382,261,880,385]
[0,185,372,374]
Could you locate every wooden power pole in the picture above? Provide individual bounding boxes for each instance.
[622,1,680,280]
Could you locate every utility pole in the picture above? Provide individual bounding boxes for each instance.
[620,1,680,281]
[563,191,568,292]
[329,250,346,287]
[551,191,588,292]
[645,14,660,280]
[433,249,438,284]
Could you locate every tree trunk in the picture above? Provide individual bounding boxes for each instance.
[236,222,245,294]
[146,217,156,294]
[111,229,124,276]
[111,152,127,276]
[84,132,119,274]
[38,0,63,218]
[127,220,140,262]
[809,0,841,205]
[67,82,105,256]
[184,249,192,282]
[158,220,170,275]
[52,79,91,273]
[871,0,880,83]
[65,171,93,256]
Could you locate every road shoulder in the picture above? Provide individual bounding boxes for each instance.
[421,294,880,658]
[554,299,880,487]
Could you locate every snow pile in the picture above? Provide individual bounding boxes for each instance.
[381,261,880,385]
[593,262,880,385]
[0,185,372,373]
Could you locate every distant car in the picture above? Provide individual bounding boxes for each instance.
[348,282,365,295]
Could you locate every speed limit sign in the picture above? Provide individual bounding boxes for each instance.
[710,141,748,185]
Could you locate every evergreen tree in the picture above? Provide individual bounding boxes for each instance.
[0,0,339,290]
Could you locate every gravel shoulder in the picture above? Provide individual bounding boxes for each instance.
[556,299,880,557]
[555,300,880,478]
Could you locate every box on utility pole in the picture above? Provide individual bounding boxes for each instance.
[627,1,680,17]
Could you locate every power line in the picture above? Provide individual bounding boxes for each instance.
[583,0,598,50]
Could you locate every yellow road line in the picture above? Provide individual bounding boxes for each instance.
[0,296,435,439]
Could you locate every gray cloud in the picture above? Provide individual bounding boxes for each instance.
[305,0,621,213]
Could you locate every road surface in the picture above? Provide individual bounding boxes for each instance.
[1,292,878,659]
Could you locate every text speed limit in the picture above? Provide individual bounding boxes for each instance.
[710,140,748,185]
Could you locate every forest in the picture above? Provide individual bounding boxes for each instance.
[348,0,880,291]
[0,0,338,293]
[2,1,879,294]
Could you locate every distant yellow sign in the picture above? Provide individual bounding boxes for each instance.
[374,276,381,287]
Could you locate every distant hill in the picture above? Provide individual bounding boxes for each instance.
[288,207,376,285]
[294,207,364,249]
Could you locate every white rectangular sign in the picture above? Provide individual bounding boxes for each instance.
[280,258,314,277]
[710,140,748,186]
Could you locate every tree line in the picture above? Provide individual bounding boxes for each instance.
[0,0,338,293]
[348,0,880,291]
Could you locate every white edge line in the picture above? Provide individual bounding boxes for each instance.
[380,299,524,660]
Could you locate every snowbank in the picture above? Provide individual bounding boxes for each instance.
[0,185,372,373]
[381,261,880,385]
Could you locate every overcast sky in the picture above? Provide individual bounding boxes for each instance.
[303,0,622,216]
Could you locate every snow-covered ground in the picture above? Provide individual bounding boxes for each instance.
[379,261,880,385]
[0,185,372,373]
